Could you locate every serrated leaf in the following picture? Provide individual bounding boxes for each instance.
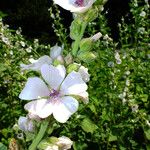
[81,118,98,133]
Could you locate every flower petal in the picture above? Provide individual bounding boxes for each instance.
[60,71,87,96]
[21,55,52,71]
[50,44,63,59]
[18,116,34,132]
[78,66,90,82]
[19,77,49,100]
[24,99,53,118]
[41,64,66,90]
[53,96,79,123]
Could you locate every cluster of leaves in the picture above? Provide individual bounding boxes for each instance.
[0,0,150,149]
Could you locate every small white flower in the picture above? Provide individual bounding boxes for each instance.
[19,64,88,123]
[139,11,146,17]
[107,61,114,67]
[20,41,26,47]
[18,116,34,132]
[137,27,145,34]
[20,44,63,71]
[53,0,95,13]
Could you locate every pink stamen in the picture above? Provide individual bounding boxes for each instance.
[49,89,60,98]
[75,0,84,6]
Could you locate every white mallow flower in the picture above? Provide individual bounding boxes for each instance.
[18,116,34,132]
[46,136,73,150]
[20,44,63,71]
[53,0,95,13]
[19,64,88,123]
[57,136,73,150]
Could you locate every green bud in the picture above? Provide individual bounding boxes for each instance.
[78,52,97,63]
[79,38,93,52]
[70,18,82,40]
[83,7,98,22]
[53,59,62,66]
[67,63,80,74]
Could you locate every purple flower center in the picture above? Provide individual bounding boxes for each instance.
[49,89,60,99]
[74,0,84,6]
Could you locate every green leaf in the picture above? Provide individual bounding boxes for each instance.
[144,129,150,140]
[25,132,35,142]
[81,118,98,133]
[0,143,7,150]
[108,134,117,142]
[73,142,88,150]
[140,94,148,102]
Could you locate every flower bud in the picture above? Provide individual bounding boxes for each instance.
[67,63,80,73]
[70,18,82,40]
[64,53,73,65]
[79,38,93,52]
[83,7,98,22]
[78,52,97,63]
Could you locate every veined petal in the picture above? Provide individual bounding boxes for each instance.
[19,77,49,100]
[21,55,52,71]
[50,44,63,59]
[24,99,53,118]
[18,116,34,132]
[41,64,66,90]
[60,71,87,96]
[53,96,79,123]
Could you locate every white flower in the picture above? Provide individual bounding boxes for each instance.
[20,44,63,71]
[53,0,95,13]
[18,116,34,132]
[57,136,73,149]
[139,11,146,17]
[45,136,73,150]
[19,64,88,123]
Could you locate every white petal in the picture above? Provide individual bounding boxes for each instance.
[19,77,49,100]
[24,99,53,118]
[53,0,95,13]
[60,71,87,96]
[53,96,79,123]
[18,116,34,132]
[20,55,52,71]
[50,44,63,59]
[78,66,90,82]
[41,64,66,90]
[78,92,89,104]
[18,116,28,131]
[57,136,73,149]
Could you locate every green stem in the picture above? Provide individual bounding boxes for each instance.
[28,119,49,150]
[72,22,87,56]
